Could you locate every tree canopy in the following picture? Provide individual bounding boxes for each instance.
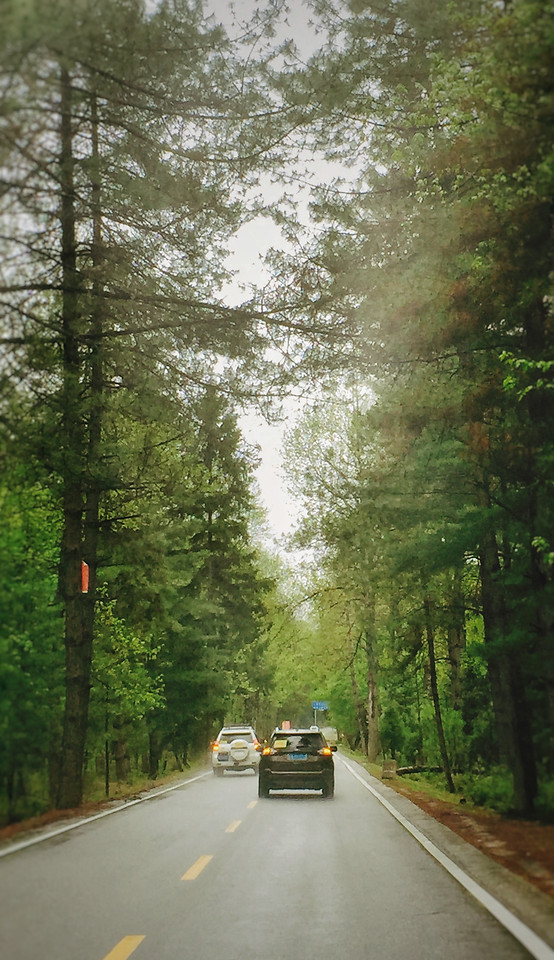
[276,0,554,816]
[1,0,553,821]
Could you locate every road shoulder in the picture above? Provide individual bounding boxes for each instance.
[340,754,554,952]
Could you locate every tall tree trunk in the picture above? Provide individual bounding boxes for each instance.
[347,629,367,754]
[57,64,90,809]
[423,598,455,793]
[479,524,538,815]
[82,86,104,777]
[149,731,162,780]
[446,576,465,711]
[525,297,554,773]
[364,600,380,761]
[366,665,380,761]
[413,664,424,764]
[57,81,106,809]
[113,717,131,781]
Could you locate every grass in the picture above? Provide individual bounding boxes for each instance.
[0,753,211,829]
[82,754,211,804]
[341,748,554,822]
[339,746,483,811]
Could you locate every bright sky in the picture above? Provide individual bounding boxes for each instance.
[241,408,297,540]
[209,0,331,544]
[224,215,305,542]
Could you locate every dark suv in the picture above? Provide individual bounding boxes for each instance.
[258,728,336,798]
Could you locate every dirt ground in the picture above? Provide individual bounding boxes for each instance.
[2,778,554,903]
[391,784,554,901]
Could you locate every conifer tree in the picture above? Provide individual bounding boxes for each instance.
[0,0,323,806]
[287,0,554,812]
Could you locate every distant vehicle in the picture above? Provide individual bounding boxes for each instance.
[211,725,261,776]
[258,727,336,798]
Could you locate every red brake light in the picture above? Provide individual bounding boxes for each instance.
[319,746,332,756]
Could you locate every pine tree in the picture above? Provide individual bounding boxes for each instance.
[290,0,554,812]
[0,0,307,806]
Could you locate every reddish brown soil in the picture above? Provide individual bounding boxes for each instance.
[392,785,554,901]
[0,798,117,842]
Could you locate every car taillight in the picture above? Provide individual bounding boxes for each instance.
[253,739,261,751]
[212,742,219,752]
[319,746,332,756]
[262,746,272,756]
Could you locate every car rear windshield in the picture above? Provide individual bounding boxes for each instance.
[270,733,324,752]
[219,731,253,743]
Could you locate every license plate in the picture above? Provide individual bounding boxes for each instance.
[290,752,307,760]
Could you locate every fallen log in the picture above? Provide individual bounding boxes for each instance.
[396,765,443,775]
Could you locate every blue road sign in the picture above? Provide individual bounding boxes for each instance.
[312,701,329,711]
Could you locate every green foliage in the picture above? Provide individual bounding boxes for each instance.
[1,0,321,810]
[378,704,408,761]
[1,0,553,822]
[0,462,64,820]
[325,670,361,745]
[89,601,164,729]
[277,0,554,815]
[457,768,515,815]
[535,775,554,822]
[0,376,277,815]
[97,388,275,766]
[267,0,553,813]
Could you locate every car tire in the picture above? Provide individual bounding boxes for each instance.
[258,776,270,798]
[322,778,334,799]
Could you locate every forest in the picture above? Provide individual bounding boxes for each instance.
[0,0,553,825]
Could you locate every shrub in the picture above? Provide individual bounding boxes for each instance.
[535,775,554,822]
[458,767,513,813]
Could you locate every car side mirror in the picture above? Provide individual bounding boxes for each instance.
[331,745,337,752]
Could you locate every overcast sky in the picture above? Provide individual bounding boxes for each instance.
[209,1,330,544]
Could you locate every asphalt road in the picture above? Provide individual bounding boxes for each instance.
[1,754,553,960]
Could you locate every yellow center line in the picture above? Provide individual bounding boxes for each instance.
[226,819,242,833]
[101,936,145,960]
[247,800,257,809]
[182,854,213,880]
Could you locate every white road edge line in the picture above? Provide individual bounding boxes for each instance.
[0,772,212,859]
[341,758,554,960]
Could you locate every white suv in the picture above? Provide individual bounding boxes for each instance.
[211,725,261,775]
